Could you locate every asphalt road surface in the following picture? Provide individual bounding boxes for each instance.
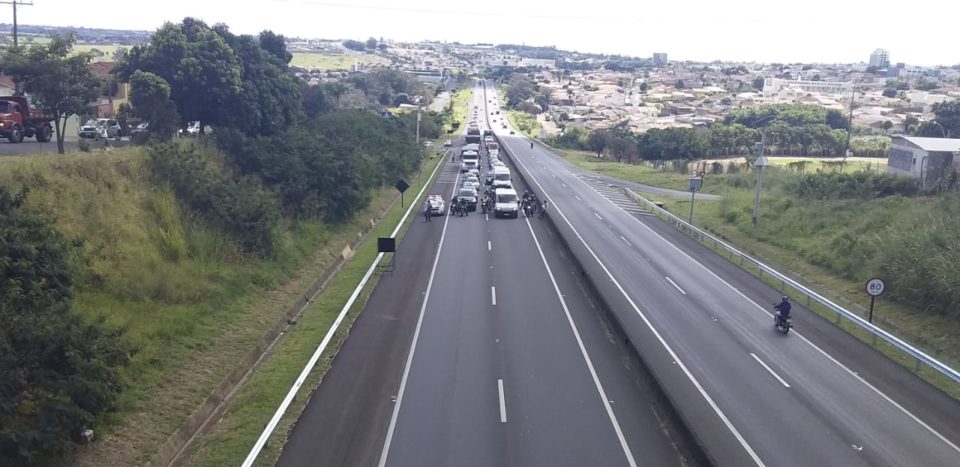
[277,83,690,467]
[0,137,132,156]
[487,82,960,466]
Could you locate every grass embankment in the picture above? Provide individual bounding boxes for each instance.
[0,146,438,465]
[558,149,889,195]
[184,144,449,466]
[445,87,472,134]
[507,110,540,138]
[290,52,387,70]
[549,150,960,396]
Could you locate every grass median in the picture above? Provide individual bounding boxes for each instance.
[183,148,448,466]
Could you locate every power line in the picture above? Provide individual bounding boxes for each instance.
[0,0,33,48]
[271,0,642,22]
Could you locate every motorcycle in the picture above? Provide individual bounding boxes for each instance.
[773,310,792,335]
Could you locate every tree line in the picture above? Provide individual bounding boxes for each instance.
[551,104,857,161]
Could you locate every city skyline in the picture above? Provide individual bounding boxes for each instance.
[10,0,960,67]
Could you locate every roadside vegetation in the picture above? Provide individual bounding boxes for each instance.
[0,18,449,466]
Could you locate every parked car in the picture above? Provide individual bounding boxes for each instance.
[443,139,452,147]
[180,121,201,137]
[79,118,121,140]
[130,122,149,134]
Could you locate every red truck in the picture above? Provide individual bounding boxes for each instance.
[0,96,55,143]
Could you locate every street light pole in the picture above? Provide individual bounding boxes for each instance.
[415,96,422,146]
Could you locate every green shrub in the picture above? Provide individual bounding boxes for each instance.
[788,171,917,199]
[0,186,130,463]
[146,143,280,255]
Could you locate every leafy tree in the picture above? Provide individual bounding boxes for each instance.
[825,109,850,130]
[505,74,535,107]
[882,88,897,98]
[112,46,128,62]
[1,35,101,153]
[212,25,302,136]
[903,115,919,134]
[128,70,180,140]
[343,39,365,52]
[588,130,607,157]
[117,18,242,134]
[0,186,131,463]
[639,82,649,92]
[675,79,686,89]
[882,120,893,134]
[752,76,765,90]
[366,37,378,50]
[930,100,960,136]
[258,30,292,65]
[915,79,938,91]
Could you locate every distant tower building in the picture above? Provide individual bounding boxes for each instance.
[869,49,890,68]
[652,53,668,66]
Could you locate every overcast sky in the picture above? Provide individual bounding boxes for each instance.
[15,0,960,66]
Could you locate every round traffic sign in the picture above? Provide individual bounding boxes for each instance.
[865,278,885,297]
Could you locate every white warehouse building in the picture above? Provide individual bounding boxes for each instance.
[762,78,852,97]
[887,136,960,189]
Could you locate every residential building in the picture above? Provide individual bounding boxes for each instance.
[869,49,890,68]
[887,136,960,188]
[762,77,852,97]
[652,53,668,66]
[0,74,14,94]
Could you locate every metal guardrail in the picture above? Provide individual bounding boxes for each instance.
[622,187,960,386]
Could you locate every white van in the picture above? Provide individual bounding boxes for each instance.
[494,188,519,218]
[461,159,479,172]
[493,166,511,184]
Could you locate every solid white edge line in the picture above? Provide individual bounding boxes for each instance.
[241,146,447,467]
[522,216,638,467]
[503,137,765,467]
[665,276,687,295]
[491,286,497,306]
[614,188,960,456]
[750,353,791,388]
[377,169,462,467]
[498,379,507,423]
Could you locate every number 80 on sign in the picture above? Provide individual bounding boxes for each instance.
[865,278,885,297]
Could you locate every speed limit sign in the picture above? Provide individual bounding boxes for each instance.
[866,278,885,297]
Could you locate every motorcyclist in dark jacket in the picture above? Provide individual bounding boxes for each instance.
[774,296,792,322]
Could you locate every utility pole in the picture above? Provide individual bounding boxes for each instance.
[844,85,856,158]
[1,0,33,48]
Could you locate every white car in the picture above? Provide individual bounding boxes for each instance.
[443,139,452,147]
[426,194,446,216]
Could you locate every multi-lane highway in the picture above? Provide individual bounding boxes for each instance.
[486,81,960,466]
[278,84,690,466]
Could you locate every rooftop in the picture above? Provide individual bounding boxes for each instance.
[894,136,960,152]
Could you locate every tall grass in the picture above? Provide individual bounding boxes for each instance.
[0,149,349,461]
